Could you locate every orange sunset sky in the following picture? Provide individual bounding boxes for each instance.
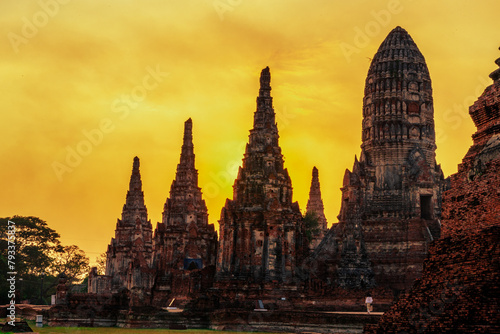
[1,0,499,265]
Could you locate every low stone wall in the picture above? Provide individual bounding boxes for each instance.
[0,304,51,321]
[210,310,381,334]
[44,292,125,327]
[289,289,394,313]
[116,309,210,329]
[47,315,117,327]
[44,304,381,333]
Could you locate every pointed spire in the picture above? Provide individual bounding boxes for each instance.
[312,166,319,179]
[122,156,148,225]
[240,66,286,190]
[127,156,144,205]
[254,66,276,130]
[173,118,198,187]
[259,66,271,95]
[179,118,195,170]
[162,118,208,226]
[306,166,328,231]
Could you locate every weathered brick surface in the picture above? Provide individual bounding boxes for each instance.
[365,49,500,334]
[100,157,155,297]
[215,67,307,291]
[89,119,218,307]
[442,159,500,238]
[364,227,500,334]
[306,166,329,251]
[151,118,218,306]
[442,77,500,238]
[314,26,446,292]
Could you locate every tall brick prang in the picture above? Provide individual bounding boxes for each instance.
[152,118,218,304]
[365,47,500,334]
[315,27,447,291]
[215,67,306,288]
[105,157,154,294]
[306,166,328,250]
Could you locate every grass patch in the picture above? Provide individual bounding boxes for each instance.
[21,321,281,334]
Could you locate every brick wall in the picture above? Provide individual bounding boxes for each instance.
[364,53,500,334]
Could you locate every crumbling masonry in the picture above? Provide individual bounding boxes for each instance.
[215,67,307,296]
[365,47,500,334]
[314,26,447,291]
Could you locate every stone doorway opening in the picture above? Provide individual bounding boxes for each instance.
[420,195,433,220]
[184,258,202,270]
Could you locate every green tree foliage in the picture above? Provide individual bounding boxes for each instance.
[50,245,90,284]
[303,211,320,245]
[0,216,89,304]
[95,251,107,275]
[0,216,61,276]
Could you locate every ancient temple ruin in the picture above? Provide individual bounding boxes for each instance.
[102,157,154,298]
[152,118,218,305]
[52,29,499,333]
[89,120,217,307]
[90,30,449,302]
[365,47,500,334]
[315,26,447,291]
[215,67,307,291]
[305,166,328,250]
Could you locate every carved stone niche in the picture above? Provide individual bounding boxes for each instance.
[408,101,420,114]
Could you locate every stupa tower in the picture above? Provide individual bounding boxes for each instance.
[305,166,328,250]
[105,157,154,292]
[216,67,305,286]
[161,118,210,231]
[152,119,217,303]
[315,27,447,291]
[366,47,500,334]
[359,26,443,219]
